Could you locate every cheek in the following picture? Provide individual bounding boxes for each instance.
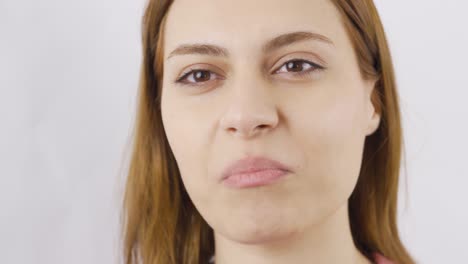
[292,88,366,202]
[161,92,214,200]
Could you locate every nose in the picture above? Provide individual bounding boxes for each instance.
[219,82,279,139]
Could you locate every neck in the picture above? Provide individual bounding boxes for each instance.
[212,203,372,264]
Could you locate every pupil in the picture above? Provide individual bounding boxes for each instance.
[195,70,210,81]
[287,61,303,72]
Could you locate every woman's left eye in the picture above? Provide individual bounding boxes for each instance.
[274,59,325,77]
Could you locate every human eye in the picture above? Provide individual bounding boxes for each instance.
[173,67,223,87]
[273,58,325,78]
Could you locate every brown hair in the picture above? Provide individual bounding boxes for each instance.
[120,0,415,263]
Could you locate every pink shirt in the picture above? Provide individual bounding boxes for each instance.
[373,252,395,264]
[208,252,395,263]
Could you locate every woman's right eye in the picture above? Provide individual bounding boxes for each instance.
[174,69,221,86]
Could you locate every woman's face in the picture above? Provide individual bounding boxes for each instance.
[161,0,380,243]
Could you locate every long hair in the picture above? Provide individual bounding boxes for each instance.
[120,0,415,263]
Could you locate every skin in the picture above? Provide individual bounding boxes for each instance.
[161,0,381,263]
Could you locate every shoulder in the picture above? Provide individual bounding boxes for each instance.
[372,252,395,264]
[208,253,394,264]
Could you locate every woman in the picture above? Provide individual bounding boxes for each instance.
[122,0,416,263]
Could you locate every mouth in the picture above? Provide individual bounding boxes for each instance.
[220,156,292,189]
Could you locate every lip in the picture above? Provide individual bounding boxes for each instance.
[220,156,292,188]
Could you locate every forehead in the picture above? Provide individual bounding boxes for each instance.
[163,0,347,57]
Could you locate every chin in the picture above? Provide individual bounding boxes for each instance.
[223,217,301,245]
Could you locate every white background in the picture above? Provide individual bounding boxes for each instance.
[1,0,467,263]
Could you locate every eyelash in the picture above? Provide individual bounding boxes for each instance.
[174,59,325,86]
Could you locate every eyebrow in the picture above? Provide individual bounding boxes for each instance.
[166,31,334,60]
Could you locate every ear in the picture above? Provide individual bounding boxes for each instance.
[364,79,381,136]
